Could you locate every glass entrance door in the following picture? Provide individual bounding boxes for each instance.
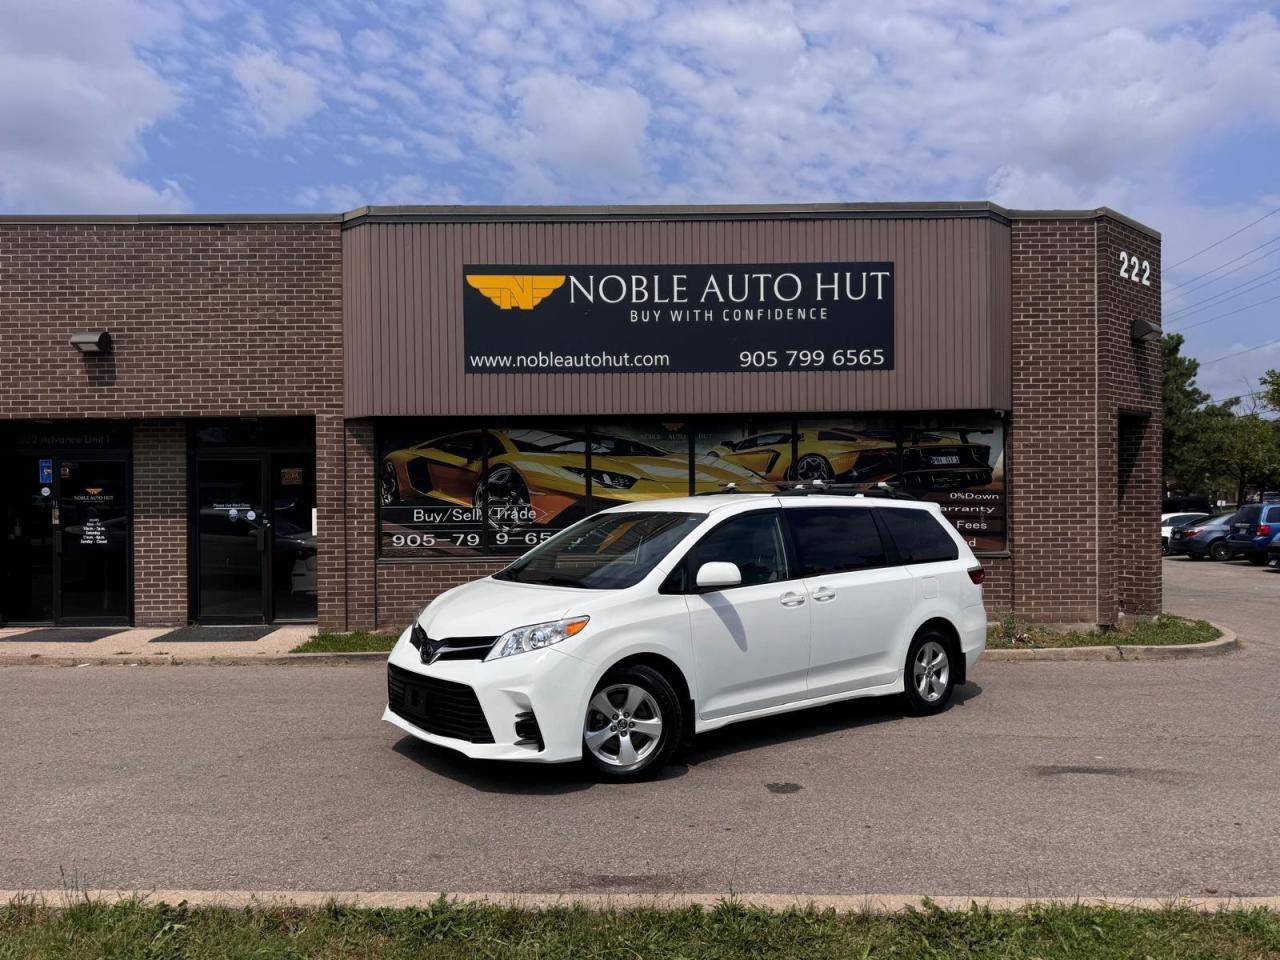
[1,454,56,623]
[1,453,130,625]
[270,454,317,622]
[58,459,129,622]
[196,458,268,623]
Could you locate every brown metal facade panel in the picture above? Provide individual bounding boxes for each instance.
[343,216,1013,418]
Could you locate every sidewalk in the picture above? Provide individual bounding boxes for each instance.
[0,625,313,662]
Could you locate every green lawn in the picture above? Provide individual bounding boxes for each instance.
[988,613,1220,650]
[1,899,1277,959]
[291,631,398,654]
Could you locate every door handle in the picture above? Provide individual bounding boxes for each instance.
[813,587,836,602]
[779,591,806,607]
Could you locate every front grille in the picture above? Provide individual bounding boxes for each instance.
[410,622,496,664]
[387,663,495,743]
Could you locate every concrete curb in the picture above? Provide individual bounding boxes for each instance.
[0,650,389,667]
[0,625,1239,668]
[4,888,1279,913]
[982,624,1239,661]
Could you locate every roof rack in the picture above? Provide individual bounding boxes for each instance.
[774,480,918,500]
[696,480,917,500]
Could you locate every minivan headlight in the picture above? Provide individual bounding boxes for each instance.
[486,617,589,661]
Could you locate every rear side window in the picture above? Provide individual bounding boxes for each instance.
[1235,505,1262,524]
[785,508,885,576]
[686,511,789,588]
[878,508,959,564]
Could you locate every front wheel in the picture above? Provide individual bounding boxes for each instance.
[902,630,957,716]
[582,665,683,781]
[791,454,835,483]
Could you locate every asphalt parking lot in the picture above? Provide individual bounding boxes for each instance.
[1,558,1276,899]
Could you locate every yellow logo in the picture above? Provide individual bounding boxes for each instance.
[466,274,565,310]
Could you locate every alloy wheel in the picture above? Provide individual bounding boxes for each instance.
[583,684,664,771]
[481,466,531,531]
[793,454,834,482]
[913,640,950,703]
[380,463,399,505]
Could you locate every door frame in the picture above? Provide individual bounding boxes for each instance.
[0,447,133,627]
[53,450,134,626]
[191,453,272,625]
[189,448,318,625]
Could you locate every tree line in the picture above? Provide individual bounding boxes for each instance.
[1164,334,1280,506]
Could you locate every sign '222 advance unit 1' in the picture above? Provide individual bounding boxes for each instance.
[463,263,895,374]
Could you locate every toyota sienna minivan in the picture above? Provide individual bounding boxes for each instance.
[384,491,987,780]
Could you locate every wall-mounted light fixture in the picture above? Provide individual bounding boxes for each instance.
[70,331,112,354]
[1129,318,1161,343]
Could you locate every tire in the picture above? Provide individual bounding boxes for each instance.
[1247,553,1269,566]
[582,665,683,781]
[380,462,399,506]
[1161,538,1170,555]
[478,465,531,531]
[791,454,835,483]
[1209,540,1232,562]
[902,628,957,716]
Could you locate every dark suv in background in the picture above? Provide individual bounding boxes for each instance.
[1227,503,1280,565]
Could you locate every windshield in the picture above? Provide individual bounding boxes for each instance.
[495,511,705,589]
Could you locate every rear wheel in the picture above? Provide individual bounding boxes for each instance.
[1248,553,1269,566]
[902,629,957,716]
[791,454,835,483]
[582,665,683,781]
[1209,540,1232,562]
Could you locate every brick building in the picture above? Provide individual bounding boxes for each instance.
[0,203,1161,631]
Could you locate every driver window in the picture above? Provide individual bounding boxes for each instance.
[688,511,788,588]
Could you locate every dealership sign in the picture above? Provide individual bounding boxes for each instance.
[462,262,894,374]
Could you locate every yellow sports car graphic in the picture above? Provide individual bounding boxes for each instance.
[382,429,772,526]
[708,428,994,490]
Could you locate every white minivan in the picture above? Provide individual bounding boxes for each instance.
[384,491,987,780]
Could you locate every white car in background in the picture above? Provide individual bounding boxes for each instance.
[1161,512,1210,555]
[384,491,987,781]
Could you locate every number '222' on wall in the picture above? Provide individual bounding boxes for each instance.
[1118,251,1153,286]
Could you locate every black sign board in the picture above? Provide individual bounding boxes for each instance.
[462,262,894,374]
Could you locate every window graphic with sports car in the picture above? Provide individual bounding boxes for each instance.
[708,428,994,491]
[381,429,770,526]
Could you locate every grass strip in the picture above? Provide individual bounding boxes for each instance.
[987,613,1220,650]
[291,631,398,654]
[1,899,1278,959]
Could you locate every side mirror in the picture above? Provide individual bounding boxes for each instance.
[696,561,742,591]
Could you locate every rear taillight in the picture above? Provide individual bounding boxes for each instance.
[1183,528,1201,537]
[968,566,985,585]
[1259,524,1272,537]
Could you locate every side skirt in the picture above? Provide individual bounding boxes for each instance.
[692,679,905,734]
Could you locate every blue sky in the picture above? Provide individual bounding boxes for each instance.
[1,0,1278,402]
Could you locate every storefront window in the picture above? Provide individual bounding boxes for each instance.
[377,414,1009,559]
[692,419,791,491]
[901,415,1006,553]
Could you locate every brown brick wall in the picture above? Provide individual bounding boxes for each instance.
[0,221,343,626]
[1009,219,1101,623]
[1098,218,1163,618]
[131,420,187,625]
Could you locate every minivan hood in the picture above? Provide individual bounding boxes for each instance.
[418,576,586,639]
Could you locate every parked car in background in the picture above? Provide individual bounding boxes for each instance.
[1168,512,1238,561]
[1226,503,1280,565]
[1161,512,1210,555]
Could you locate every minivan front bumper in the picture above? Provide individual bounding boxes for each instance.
[383,631,595,763]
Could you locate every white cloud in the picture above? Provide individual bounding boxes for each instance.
[229,46,323,136]
[0,0,188,212]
